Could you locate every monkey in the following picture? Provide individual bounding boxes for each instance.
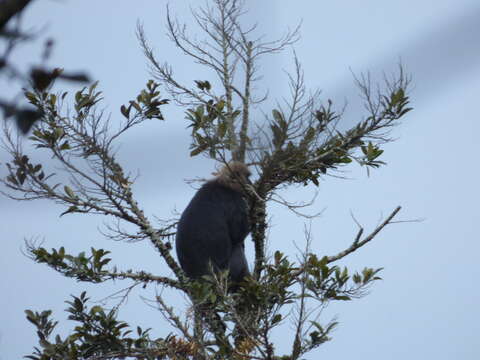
[175,161,251,286]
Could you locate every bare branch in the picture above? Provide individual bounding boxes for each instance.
[327,206,402,263]
[105,271,181,290]
[155,294,195,342]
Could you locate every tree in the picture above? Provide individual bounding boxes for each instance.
[1,0,412,359]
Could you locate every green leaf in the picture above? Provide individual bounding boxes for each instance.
[391,88,405,106]
[216,100,225,112]
[190,147,203,157]
[17,170,26,185]
[59,141,70,151]
[272,314,282,325]
[272,109,284,124]
[303,127,315,145]
[90,305,103,314]
[49,94,57,106]
[120,105,130,119]
[218,121,227,138]
[64,185,76,199]
[338,156,352,164]
[353,273,362,284]
[399,107,413,116]
[24,91,37,104]
[54,127,64,140]
[194,80,211,91]
[60,206,78,217]
[274,251,283,265]
[89,80,99,94]
[6,174,18,185]
[130,101,141,112]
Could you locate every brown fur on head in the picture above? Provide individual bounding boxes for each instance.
[213,161,251,192]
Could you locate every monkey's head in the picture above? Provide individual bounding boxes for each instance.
[215,161,251,192]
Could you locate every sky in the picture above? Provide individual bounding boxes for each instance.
[1,1,480,359]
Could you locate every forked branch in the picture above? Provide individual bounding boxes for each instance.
[327,206,402,263]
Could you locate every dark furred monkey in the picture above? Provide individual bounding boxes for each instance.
[176,162,251,284]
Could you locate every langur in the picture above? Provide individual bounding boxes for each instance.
[175,162,251,285]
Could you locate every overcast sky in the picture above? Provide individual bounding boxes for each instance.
[1,1,480,359]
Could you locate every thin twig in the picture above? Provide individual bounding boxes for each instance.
[327,206,401,263]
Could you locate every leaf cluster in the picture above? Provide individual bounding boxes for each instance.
[3,81,170,220]
[25,292,196,360]
[168,250,383,359]
[120,80,169,121]
[186,98,239,158]
[257,86,412,190]
[30,246,112,283]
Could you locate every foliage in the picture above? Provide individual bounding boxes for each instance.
[0,0,90,133]
[1,0,412,359]
[25,292,195,360]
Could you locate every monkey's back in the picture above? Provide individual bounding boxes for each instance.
[175,181,249,280]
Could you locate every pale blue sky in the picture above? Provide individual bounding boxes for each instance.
[1,1,479,359]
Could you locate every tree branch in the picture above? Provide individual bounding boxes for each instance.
[327,206,402,263]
